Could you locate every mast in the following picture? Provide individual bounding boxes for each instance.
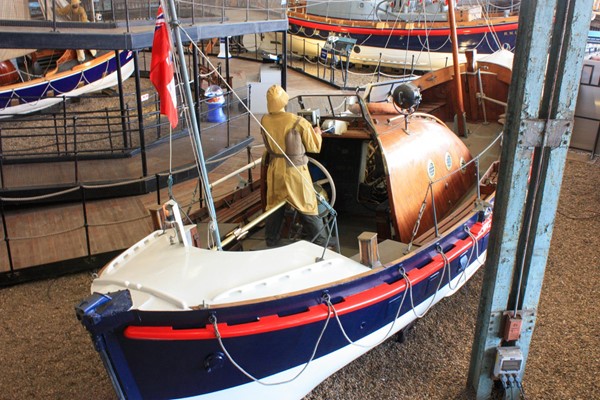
[164,0,222,250]
[447,0,468,137]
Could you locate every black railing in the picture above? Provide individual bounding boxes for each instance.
[232,33,417,91]
[0,84,252,189]
[0,84,257,283]
[1,0,287,31]
[0,149,259,282]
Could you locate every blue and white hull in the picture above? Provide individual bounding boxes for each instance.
[0,50,134,118]
[77,214,492,399]
[284,0,518,71]
[175,249,487,400]
[75,71,508,398]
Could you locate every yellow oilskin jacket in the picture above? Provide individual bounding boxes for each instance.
[57,5,89,22]
[261,111,322,215]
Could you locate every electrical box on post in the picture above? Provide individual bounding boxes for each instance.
[503,313,523,341]
[493,346,523,378]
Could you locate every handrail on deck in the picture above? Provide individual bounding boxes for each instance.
[0,85,252,191]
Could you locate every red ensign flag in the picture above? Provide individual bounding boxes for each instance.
[150,5,178,128]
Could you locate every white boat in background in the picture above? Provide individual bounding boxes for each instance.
[254,0,519,72]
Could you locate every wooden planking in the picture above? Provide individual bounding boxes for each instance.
[0,137,266,271]
[0,197,154,270]
[0,58,338,271]
[86,197,154,254]
[2,162,77,188]
[1,203,87,269]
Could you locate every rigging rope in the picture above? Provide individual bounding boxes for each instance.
[168,123,174,199]
[406,183,431,252]
[209,296,332,386]
[88,213,151,228]
[327,224,481,348]
[179,28,334,214]
[402,253,446,319]
[476,0,503,50]
[326,270,409,348]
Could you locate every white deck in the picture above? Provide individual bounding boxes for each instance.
[92,226,371,311]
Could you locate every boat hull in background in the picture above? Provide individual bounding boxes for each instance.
[286,17,517,71]
[0,51,134,119]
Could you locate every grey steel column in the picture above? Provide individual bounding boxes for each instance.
[225,36,231,87]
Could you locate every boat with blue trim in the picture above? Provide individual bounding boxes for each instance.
[284,0,518,71]
[0,0,135,119]
[75,46,512,398]
[0,49,134,119]
[75,0,512,396]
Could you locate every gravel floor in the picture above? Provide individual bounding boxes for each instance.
[0,154,598,399]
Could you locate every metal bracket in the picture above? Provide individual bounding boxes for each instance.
[520,119,571,148]
[487,309,537,339]
[513,308,537,336]
[487,311,504,336]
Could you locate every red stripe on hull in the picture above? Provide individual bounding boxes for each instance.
[124,220,490,341]
[289,17,518,37]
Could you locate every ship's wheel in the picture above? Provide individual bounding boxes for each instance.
[308,156,336,218]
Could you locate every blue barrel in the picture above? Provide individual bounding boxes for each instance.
[205,85,226,123]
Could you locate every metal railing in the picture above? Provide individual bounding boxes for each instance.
[2,0,286,31]
[0,88,257,280]
[0,149,259,276]
[0,84,252,189]
[232,33,417,90]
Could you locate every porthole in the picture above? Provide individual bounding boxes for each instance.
[427,159,435,179]
[445,152,453,170]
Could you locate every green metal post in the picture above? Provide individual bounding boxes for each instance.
[467,1,594,399]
